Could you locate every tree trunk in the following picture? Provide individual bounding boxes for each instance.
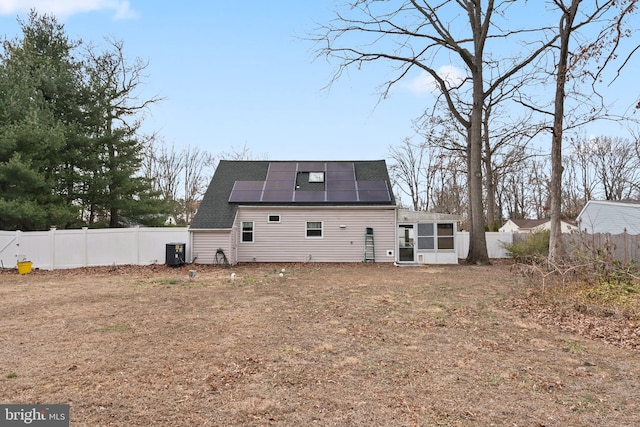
[466,6,490,265]
[549,0,580,263]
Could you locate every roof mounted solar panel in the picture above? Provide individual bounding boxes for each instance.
[327,190,358,202]
[326,162,355,172]
[228,181,264,202]
[267,162,298,172]
[294,190,326,202]
[261,189,295,202]
[357,181,391,202]
[297,162,326,172]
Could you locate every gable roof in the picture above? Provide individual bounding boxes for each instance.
[190,160,396,230]
[508,218,549,229]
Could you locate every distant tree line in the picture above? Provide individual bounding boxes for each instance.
[388,128,640,229]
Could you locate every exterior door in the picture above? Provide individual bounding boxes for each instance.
[398,224,414,262]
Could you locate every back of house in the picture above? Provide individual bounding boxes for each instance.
[189,160,397,265]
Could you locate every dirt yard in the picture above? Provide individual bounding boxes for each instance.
[1,262,639,426]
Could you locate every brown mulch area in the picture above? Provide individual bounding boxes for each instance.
[1,262,640,426]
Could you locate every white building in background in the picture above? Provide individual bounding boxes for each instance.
[499,218,578,234]
[577,200,640,235]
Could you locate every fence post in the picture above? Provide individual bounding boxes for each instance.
[624,228,628,265]
[82,227,88,268]
[15,230,22,264]
[49,227,56,271]
[135,225,140,265]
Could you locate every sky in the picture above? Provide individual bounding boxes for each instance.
[0,1,638,163]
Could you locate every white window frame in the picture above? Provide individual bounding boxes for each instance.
[241,221,254,243]
[305,221,323,238]
[416,222,455,251]
[267,214,281,223]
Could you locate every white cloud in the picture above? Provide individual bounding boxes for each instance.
[405,65,466,96]
[0,0,138,20]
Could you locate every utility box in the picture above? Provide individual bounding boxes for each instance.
[166,243,186,266]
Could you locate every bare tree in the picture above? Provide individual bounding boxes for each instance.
[183,145,215,224]
[590,136,640,200]
[388,116,459,211]
[388,137,430,211]
[142,138,215,224]
[314,0,559,264]
[219,144,268,161]
[540,0,637,262]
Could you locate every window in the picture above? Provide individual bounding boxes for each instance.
[417,223,434,250]
[268,214,281,223]
[416,222,454,251]
[306,221,323,238]
[437,223,454,249]
[241,221,254,242]
[308,172,324,183]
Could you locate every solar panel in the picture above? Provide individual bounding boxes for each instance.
[357,181,391,202]
[328,171,356,181]
[327,190,358,202]
[358,190,391,202]
[326,162,354,172]
[297,162,325,172]
[327,179,356,191]
[227,163,393,205]
[264,179,294,190]
[266,171,296,182]
[357,180,387,190]
[261,189,294,202]
[294,191,326,202]
[268,162,298,172]
[324,163,357,202]
[228,181,264,202]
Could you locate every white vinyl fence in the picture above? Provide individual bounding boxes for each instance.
[456,231,513,259]
[0,227,190,271]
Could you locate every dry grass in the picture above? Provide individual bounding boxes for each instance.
[1,262,640,426]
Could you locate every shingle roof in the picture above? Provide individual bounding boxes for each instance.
[190,160,396,229]
[509,218,549,229]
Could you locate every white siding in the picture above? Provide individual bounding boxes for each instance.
[577,201,640,235]
[191,230,233,265]
[234,207,396,263]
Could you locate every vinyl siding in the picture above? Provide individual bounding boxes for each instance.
[191,230,234,265]
[578,201,640,235]
[234,207,396,263]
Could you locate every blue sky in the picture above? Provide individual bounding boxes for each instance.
[1,1,638,162]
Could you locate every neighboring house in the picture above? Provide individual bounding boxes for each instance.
[577,200,640,235]
[499,218,578,234]
[189,160,461,265]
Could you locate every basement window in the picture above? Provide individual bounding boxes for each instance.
[268,214,281,223]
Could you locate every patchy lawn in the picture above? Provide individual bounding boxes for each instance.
[1,262,639,426]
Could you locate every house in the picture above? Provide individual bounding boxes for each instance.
[499,218,578,234]
[577,200,640,235]
[189,160,461,265]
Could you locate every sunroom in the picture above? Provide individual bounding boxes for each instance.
[396,209,462,265]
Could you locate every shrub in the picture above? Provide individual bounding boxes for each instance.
[502,230,550,263]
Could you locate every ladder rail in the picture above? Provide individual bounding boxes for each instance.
[364,227,375,262]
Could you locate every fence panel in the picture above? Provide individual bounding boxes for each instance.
[0,227,190,271]
[455,231,514,259]
[562,232,640,263]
